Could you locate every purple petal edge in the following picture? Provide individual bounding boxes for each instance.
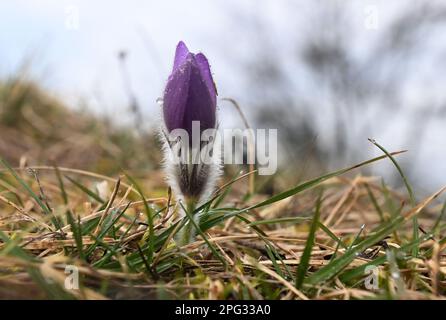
[173,41,190,72]
[195,53,217,105]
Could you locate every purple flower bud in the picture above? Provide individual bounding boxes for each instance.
[163,41,217,137]
[161,42,222,245]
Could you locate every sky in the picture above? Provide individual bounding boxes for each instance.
[0,1,405,122]
[0,0,445,193]
[0,0,230,121]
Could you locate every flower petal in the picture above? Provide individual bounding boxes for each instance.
[173,41,190,72]
[164,43,217,138]
[195,53,217,105]
[163,55,192,133]
[181,55,216,134]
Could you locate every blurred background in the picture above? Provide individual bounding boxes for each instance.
[0,0,445,194]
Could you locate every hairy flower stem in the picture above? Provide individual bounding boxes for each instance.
[176,199,198,246]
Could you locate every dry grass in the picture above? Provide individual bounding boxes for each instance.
[0,78,445,300]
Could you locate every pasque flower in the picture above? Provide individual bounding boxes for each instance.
[163,41,217,138]
[160,41,221,245]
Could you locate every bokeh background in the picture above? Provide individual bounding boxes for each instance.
[1,0,445,194]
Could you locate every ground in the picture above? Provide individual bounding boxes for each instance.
[0,78,445,299]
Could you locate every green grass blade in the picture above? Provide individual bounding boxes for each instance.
[249,216,346,249]
[365,184,384,222]
[197,152,405,233]
[0,230,33,261]
[124,172,155,264]
[265,244,286,279]
[432,200,446,234]
[0,157,52,215]
[54,166,68,205]
[306,215,404,286]
[66,211,84,260]
[296,192,322,289]
[369,139,415,206]
[369,139,418,257]
[306,187,444,286]
[318,222,348,249]
[248,217,310,226]
[180,202,227,267]
[65,175,105,204]
[239,151,406,214]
